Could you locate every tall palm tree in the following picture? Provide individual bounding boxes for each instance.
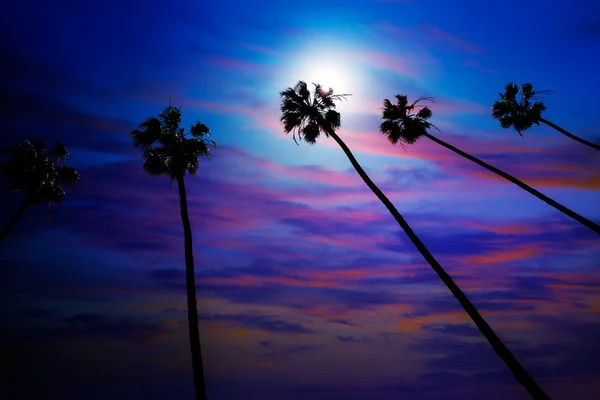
[280,81,550,399]
[0,138,80,244]
[492,82,600,151]
[380,94,600,237]
[130,105,216,400]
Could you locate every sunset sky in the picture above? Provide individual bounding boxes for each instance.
[1,0,600,399]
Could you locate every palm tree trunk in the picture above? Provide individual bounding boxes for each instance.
[0,197,31,244]
[176,174,207,400]
[423,132,600,236]
[326,129,550,400]
[538,117,600,152]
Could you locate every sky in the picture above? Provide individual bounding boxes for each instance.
[1,0,600,399]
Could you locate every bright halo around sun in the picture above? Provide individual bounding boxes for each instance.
[279,38,368,114]
[303,61,352,95]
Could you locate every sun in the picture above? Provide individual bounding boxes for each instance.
[274,35,374,115]
[304,62,352,94]
[281,38,363,97]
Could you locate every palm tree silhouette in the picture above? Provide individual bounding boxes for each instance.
[378,94,552,399]
[281,80,549,400]
[0,138,80,244]
[381,94,599,236]
[130,105,216,400]
[492,82,600,152]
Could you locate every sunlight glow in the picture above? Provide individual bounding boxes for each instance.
[304,62,352,95]
[276,36,373,115]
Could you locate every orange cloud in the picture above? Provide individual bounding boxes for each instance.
[461,221,542,235]
[459,246,540,266]
[469,171,600,191]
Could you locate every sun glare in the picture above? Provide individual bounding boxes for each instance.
[275,36,377,116]
[281,38,365,96]
[304,63,351,94]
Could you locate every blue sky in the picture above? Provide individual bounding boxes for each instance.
[1,0,600,399]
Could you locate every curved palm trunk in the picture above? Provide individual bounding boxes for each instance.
[538,117,600,152]
[326,129,550,400]
[0,197,31,244]
[423,132,600,236]
[176,174,207,400]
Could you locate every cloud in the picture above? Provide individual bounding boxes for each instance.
[5,312,169,343]
[463,58,500,74]
[204,56,281,74]
[199,312,317,334]
[459,246,541,266]
[421,23,485,54]
[328,127,600,192]
[336,335,372,342]
[358,49,422,77]
[422,323,482,337]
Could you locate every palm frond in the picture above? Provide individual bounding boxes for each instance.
[416,106,433,120]
[325,110,341,130]
[504,82,519,100]
[132,106,217,178]
[131,117,162,149]
[142,147,171,177]
[279,81,350,146]
[395,94,409,108]
[296,81,310,104]
[51,140,68,162]
[159,106,182,134]
[2,138,80,217]
[380,94,432,148]
[410,95,435,110]
[492,82,550,135]
[189,122,211,138]
[379,120,403,145]
[55,165,80,190]
[300,123,320,144]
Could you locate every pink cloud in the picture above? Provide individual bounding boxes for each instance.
[204,56,280,74]
[257,162,361,188]
[235,41,280,56]
[373,22,409,38]
[456,220,571,235]
[422,23,485,54]
[463,58,500,74]
[356,49,422,77]
[433,98,488,115]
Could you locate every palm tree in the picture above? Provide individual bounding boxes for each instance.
[280,81,550,399]
[492,82,600,151]
[0,138,80,244]
[130,105,215,400]
[380,94,600,237]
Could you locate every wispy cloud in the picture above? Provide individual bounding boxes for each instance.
[421,23,485,54]
[463,58,500,74]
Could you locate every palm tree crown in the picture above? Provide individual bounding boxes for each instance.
[491,82,549,135]
[130,105,216,179]
[379,95,437,147]
[1,138,80,216]
[492,82,600,152]
[279,81,350,144]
